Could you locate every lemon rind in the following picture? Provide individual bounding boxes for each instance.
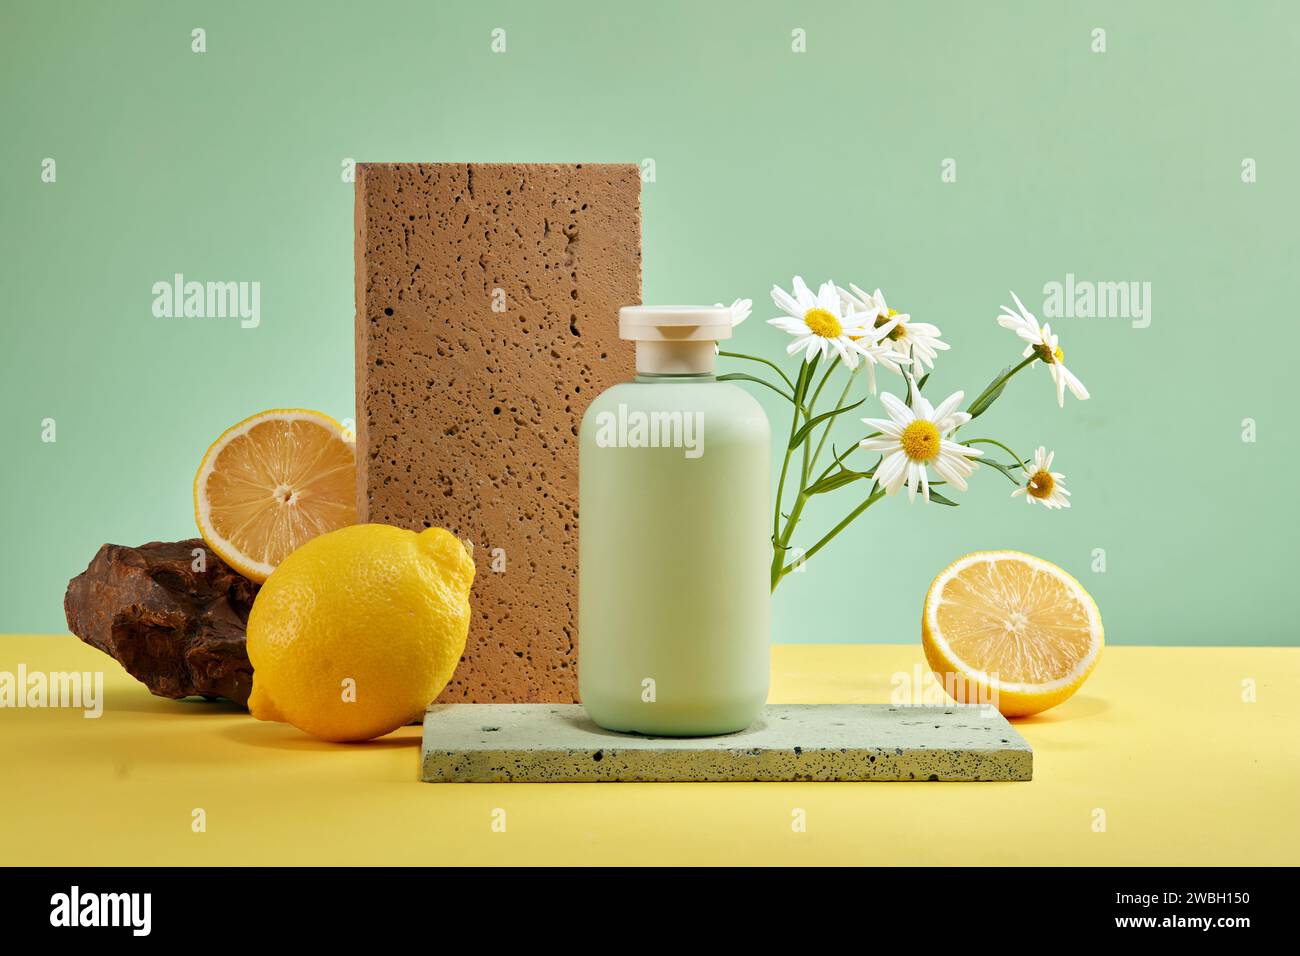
[923,549,1104,695]
[192,408,352,583]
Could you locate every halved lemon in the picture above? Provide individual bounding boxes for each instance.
[922,550,1103,717]
[193,409,357,583]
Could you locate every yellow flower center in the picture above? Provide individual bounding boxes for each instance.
[899,420,940,462]
[1034,342,1064,364]
[874,308,904,341]
[803,308,843,339]
[1026,469,1055,499]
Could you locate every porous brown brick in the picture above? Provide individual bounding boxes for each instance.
[354,163,640,702]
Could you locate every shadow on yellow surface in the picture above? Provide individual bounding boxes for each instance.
[219,720,422,752]
[1014,694,1110,725]
[2,635,1297,865]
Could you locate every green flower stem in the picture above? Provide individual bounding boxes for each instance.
[809,364,861,477]
[762,348,1046,590]
[806,357,839,416]
[773,483,886,589]
[961,437,1029,467]
[800,356,840,487]
[774,485,811,589]
[717,350,794,391]
[773,361,862,587]
[771,360,814,546]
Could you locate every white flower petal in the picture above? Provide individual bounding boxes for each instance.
[876,451,909,494]
[831,336,858,369]
[1010,291,1037,324]
[859,437,897,453]
[728,298,752,327]
[930,390,964,424]
[771,285,801,317]
[931,455,969,491]
[878,392,914,426]
[785,335,811,356]
[768,316,808,335]
[816,280,840,314]
[792,276,816,311]
[860,417,901,435]
[1062,365,1090,400]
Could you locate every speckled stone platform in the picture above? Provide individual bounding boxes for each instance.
[421,704,1032,782]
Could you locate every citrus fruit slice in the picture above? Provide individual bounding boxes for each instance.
[922,550,1103,717]
[193,409,356,583]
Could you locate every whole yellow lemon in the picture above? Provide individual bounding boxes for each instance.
[246,524,475,741]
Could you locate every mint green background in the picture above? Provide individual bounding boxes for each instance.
[3,1,1296,645]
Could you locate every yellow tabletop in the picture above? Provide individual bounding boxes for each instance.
[1,635,1296,866]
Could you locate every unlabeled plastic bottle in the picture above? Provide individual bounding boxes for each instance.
[579,306,771,736]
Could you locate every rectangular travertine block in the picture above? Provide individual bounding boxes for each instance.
[355,163,640,703]
[421,704,1033,782]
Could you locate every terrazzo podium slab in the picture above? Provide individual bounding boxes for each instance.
[421,704,1032,782]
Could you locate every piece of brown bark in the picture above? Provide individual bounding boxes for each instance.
[354,163,640,702]
[64,539,258,705]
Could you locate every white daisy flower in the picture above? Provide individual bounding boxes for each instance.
[1010,446,1072,510]
[848,334,910,395]
[998,291,1090,408]
[714,298,753,329]
[859,385,983,502]
[768,277,875,369]
[815,284,910,394]
[840,284,950,372]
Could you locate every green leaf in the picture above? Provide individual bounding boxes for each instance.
[806,468,872,495]
[917,372,930,392]
[927,488,960,506]
[789,397,866,450]
[981,459,1025,486]
[716,373,794,404]
[966,363,1016,420]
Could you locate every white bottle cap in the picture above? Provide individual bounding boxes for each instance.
[618,306,732,375]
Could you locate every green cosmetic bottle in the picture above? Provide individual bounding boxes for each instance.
[579,306,771,736]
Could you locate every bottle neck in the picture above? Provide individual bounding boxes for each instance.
[634,372,715,384]
[634,340,717,375]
